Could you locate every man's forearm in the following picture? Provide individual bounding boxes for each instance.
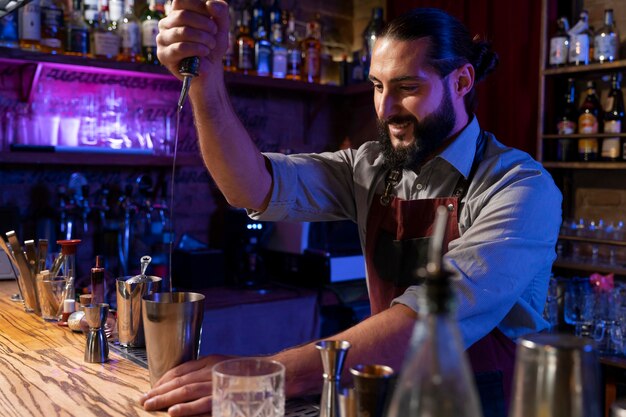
[188,76,272,211]
[273,303,417,398]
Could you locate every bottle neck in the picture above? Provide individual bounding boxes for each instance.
[604,10,614,27]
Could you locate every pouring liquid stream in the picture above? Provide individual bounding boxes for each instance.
[168,107,182,294]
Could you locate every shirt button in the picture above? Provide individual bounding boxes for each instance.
[447,204,455,212]
[416,184,423,190]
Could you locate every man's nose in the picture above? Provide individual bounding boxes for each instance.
[376,90,399,121]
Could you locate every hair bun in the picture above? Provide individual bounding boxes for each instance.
[472,40,499,82]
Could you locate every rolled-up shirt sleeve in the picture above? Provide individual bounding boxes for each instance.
[248,151,361,222]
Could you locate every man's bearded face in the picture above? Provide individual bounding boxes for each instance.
[378,83,456,170]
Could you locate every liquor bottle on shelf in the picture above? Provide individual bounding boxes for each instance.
[65,0,90,57]
[236,9,254,75]
[362,7,384,74]
[0,10,19,48]
[92,0,121,60]
[284,11,301,81]
[548,17,569,67]
[253,13,272,77]
[83,0,98,27]
[603,73,624,161]
[556,78,577,162]
[268,0,281,29]
[141,0,164,65]
[118,0,142,62]
[577,80,601,162]
[270,17,287,78]
[302,14,321,83]
[223,6,236,72]
[108,0,123,30]
[40,0,65,54]
[567,10,591,66]
[594,9,619,63]
[249,0,265,40]
[18,0,41,51]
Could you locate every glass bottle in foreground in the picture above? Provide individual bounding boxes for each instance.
[386,207,482,417]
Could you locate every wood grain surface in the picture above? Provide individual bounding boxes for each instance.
[0,280,165,416]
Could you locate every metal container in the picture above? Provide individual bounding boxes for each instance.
[509,333,601,417]
[142,292,205,386]
[116,275,161,347]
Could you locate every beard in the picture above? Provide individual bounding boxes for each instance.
[378,85,456,171]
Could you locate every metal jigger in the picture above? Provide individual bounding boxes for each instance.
[316,340,351,417]
[84,303,109,363]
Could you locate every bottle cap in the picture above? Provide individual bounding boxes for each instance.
[56,239,81,255]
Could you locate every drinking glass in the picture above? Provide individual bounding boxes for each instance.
[564,277,595,337]
[212,358,285,417]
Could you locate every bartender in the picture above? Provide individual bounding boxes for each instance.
[141,3,562,417]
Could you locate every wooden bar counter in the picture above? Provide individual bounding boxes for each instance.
[0,280,163,416]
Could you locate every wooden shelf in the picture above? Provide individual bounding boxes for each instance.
[543,133,626,140]
[543,59,626,76]
[553,259,626,276]
[542,161,626,169]
[0,46,372,96]
[558,235,626,247]
[0,149,202,167]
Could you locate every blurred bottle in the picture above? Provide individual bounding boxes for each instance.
[302,14,321,83]
[40,0,66,54]
[361,7,384,75]
[567,10,591,66]
[284,12,301,81]
[253,9,271,77]
[270,13,286,78]
[603,73,624,161]
[92,0,121,60]
[118,0,142,62]
[235,9,254,75]
[577,80,601,161]
[141,0,164,65]
[222,6,237,72]
[594,9,619,63]
[549,17,569,67]
[249,0,265,39]
[65,0,90,57]
[386,267,482,417]
[83,0,98,27]
[108,0,123,30]
[18,0,41,51]
[556,78,577,161]
[0,10,19,48]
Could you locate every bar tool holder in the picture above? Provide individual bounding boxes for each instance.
[316,340,351,417]
[84,303,109,363]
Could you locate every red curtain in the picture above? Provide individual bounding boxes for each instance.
[386,0,544,156]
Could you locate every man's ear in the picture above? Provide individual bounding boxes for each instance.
[452,64,475,97]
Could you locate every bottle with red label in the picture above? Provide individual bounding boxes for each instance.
[302,14,321,83]
[577,80,602,161]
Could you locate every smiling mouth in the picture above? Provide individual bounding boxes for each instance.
[388,122,413,139]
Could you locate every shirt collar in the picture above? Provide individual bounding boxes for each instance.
[435,116,481,179]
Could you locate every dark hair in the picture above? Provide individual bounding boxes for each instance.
[379,8,499,115]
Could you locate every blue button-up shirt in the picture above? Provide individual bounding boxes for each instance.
[250,116,562,348]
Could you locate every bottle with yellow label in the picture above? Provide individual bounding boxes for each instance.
[577,80,601,161]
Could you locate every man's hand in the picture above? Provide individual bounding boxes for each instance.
[156,0,229,82]
[140,354,233,416]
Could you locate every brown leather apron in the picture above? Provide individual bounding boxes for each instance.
[364,132,515,416]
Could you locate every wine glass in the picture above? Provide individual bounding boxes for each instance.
[564,277,595,337]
